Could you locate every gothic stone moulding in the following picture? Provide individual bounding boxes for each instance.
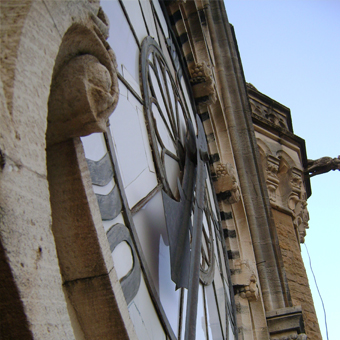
[215,163,241,204]
[189,62,216,107]
[47,6,119,145]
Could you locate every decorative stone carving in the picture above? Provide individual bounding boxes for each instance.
[233,260,259,301]
[290,168,303,191]
[189,62,216,106]
[305,155,340,177]
[238,275,259,302]
[248,97,288,129]
[215,163,240,204]
[287,168,303,210]
[293,200,310,243]
[285,168,309,243]
[47,6,119,145]
[266,155,280,202]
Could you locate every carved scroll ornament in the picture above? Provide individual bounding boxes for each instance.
[47,6,119,145]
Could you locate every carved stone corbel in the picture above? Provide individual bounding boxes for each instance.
[233,260,259,302]
[215,163,240,204]
[47,6,119,145]
[189,62,216,107]
[238,275,259,302]
[266,155,280,202]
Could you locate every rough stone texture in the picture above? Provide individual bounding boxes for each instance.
[0,132,76,340]
[0,1,136,339]
[0,6,76,328]
[0,239,34,339]
[273,209,322,340]
[0,0,33,116]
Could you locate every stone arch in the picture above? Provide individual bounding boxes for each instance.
[256,138,272,174]
[0,1,79,337]
[0,1,135,339]
[256,138,272,157]
[276,150,297,170]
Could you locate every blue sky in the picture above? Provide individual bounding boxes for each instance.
[224,1,340,339]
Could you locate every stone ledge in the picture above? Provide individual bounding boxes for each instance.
[266,306,305,337]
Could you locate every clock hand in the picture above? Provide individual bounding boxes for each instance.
[162,120,197,289]
[185,116,209,340]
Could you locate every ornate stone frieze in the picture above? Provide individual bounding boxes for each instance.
[47,6,119,145]
[189,62,216,106]
[266,155,280,202]
[249,97,288,130]
[215,163,240,204]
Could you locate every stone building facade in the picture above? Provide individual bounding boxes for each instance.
[0,0,322,339]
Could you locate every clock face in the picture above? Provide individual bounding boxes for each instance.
[81,1,237,339]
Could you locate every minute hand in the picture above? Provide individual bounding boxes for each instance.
[185,116,209,340]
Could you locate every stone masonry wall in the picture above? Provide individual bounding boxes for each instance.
[272,209,322,340]
[0,1,135,338]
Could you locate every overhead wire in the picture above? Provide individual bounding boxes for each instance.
[304,242,329,340]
